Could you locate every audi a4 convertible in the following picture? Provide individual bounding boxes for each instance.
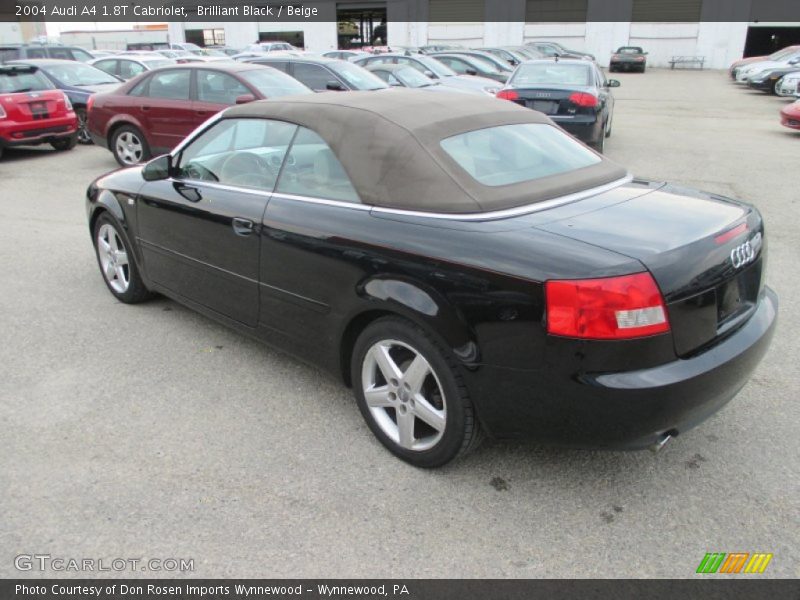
[85,90,777,467]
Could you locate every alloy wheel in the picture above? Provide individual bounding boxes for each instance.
[115,131,144,165]
[96,223,130,293]
[361,339,447,452]
[76,110,91,144]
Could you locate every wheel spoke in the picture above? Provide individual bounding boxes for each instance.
[371,343,402,383]
[115,265,127,284]
[364,385,392,408]
[104,261,116,281]
[412,394,446,432]
[402,354,430,394]
[115,251,128,266]
[396,410,415,449]
[109,233,119,252]
[98,237,111,254]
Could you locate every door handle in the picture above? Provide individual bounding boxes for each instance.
[196,110,208,116]
[142,105,151,111]
[173,182,202,203]
[232,217,254,236]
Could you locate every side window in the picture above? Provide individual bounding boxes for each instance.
[276,127,360,203]
[146,69,191,100]
[69,48,94,62]
[26,48,47,58]
[371,70,391,83]
[49,48,71,60]
[177,118,297,192]
[119,60,145,80]
[93,59,118,76]
[292,63,334,91]
[439,57,466,73]
[266,61,289,73]
[197,70,250,104]
[128,75,151,97]
[396,57,423,73]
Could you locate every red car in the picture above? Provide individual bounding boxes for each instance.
[780,100,800,130]
[87,62,312,166]
[0,64,78,160]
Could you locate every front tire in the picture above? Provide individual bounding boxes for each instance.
[92,213,153,303]
[51,134,77,151]
[111,125,150,167]
[351,317,482,467]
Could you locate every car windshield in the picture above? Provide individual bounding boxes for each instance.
[239,68,314,97]
[618,47,643,54]
[465,55,504,73]
[416,55,458,77]
[440,123,601,187]
[43,62,119,85]
[394,66,434,87]
[511,63,592,86]
[332,62,388,90]
[0,69,53,93]
[770,47,797,60]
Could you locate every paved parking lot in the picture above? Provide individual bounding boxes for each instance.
[1,68,798,579]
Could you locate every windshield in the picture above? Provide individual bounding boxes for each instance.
[417,55,457,77]
[770,47,797,60]
[394,66,434,87]
[467,55,504,73]
[333,62,388,90]
[43,62,119,85]
[239,68,313,97]
[0,69,54,93]
[511,63,592,86]
[618,47,643,54]
[441,123,601,187]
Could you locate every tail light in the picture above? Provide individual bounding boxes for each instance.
[636,56,645,61]
[545,272,670,340]
[568,92,598,107]
[496,89,519,101]
[0,103,6,119]
[611,54,620,60]
[87,94,95,113]
[62,92,73,110]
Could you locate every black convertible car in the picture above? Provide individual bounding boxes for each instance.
[497,58,619,152]
[609,46,648,72]
[86,91,777,467]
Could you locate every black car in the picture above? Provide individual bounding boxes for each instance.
[429,51,511,83]
[85,90,776,467]
[747,63,800,94]
[0,44,95,63]
[610,46,648,72]
[497,58,619,152]
[242,56,387,92]
[8,59,122,144]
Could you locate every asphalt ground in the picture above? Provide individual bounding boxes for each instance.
[1,68,798,578]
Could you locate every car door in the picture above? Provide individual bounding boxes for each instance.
[290,62,343,91]
[193,69,252,121]
[93,59,119,79]
[118,59,146,81]
[136,117,298,326]
[138,68,195,152]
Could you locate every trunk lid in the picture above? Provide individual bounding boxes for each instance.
[1,89,70,121]
[535,183,765,356]
[505,85,596,117]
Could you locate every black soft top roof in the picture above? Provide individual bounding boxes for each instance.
[225,88,627,214]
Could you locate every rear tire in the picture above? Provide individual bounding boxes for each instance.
[51,134,77,151]
[111,125,150,167]
[92,213,153,304]
[351,316,483,467]
[593,126,606,153]
[75,108,92,144]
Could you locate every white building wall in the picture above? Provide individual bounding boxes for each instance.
[628,22,700,68]
[523,23,588,49]
[0,23,25,44]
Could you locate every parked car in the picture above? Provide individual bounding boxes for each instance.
[354,53,501,94]
[9,59,122,144]
[0,43,95,63]
[167,42,204,55]
[87,50,116,59]
[247,42,306,55]
[206,46,242,57]
[609,46,647,72]
[779,99,800,130]
[85,89,777,466]
[478,46,543,66]
[322,50,371,62]
[90,55,177,81]
[776,71,800,97]
[0,64,78,159]
[419,44,463,54]
[496,58,619,152]
[735,51,800,83]
[746,65,800,94]
[730,45,800,79]
[429,50,513,82]
[242,56,388,92]
[365,63,468,93]
[87,63,312,166]
[526,41,594,60]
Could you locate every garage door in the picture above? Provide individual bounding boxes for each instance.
[632,0,702,21]
[525,0,588,22]
[429,0,484,21]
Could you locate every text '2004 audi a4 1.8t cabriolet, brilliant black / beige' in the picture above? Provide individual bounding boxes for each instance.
[85,89,777,467]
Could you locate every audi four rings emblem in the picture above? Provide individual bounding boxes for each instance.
[730,235,759,269]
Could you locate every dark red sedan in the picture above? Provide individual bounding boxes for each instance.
[87,63,312,166]
[780,100,800,130]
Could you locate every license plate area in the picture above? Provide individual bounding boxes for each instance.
[527,100,558,114]
[716,260,761,326]
[29,102,48,118]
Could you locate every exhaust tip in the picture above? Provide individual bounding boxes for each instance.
[650,430,677,453]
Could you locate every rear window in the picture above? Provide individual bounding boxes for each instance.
[440,123,601,187]
[511,63,592,86]
[618,47,643,54]
[0,69,54,93]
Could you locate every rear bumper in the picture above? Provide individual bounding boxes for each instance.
[610,61,644,69]
[466,286,778,448]
[551,115,602,144]
[0,115,78,149]
[780,111,800,129]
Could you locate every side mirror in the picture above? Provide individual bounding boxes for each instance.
[465,67,478,76]
[326,80,345,91]
[235,93,256,104]
[789,58,800,65]
[607,79,621,88]
[423,70,436,78]
[142,154,171,181]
